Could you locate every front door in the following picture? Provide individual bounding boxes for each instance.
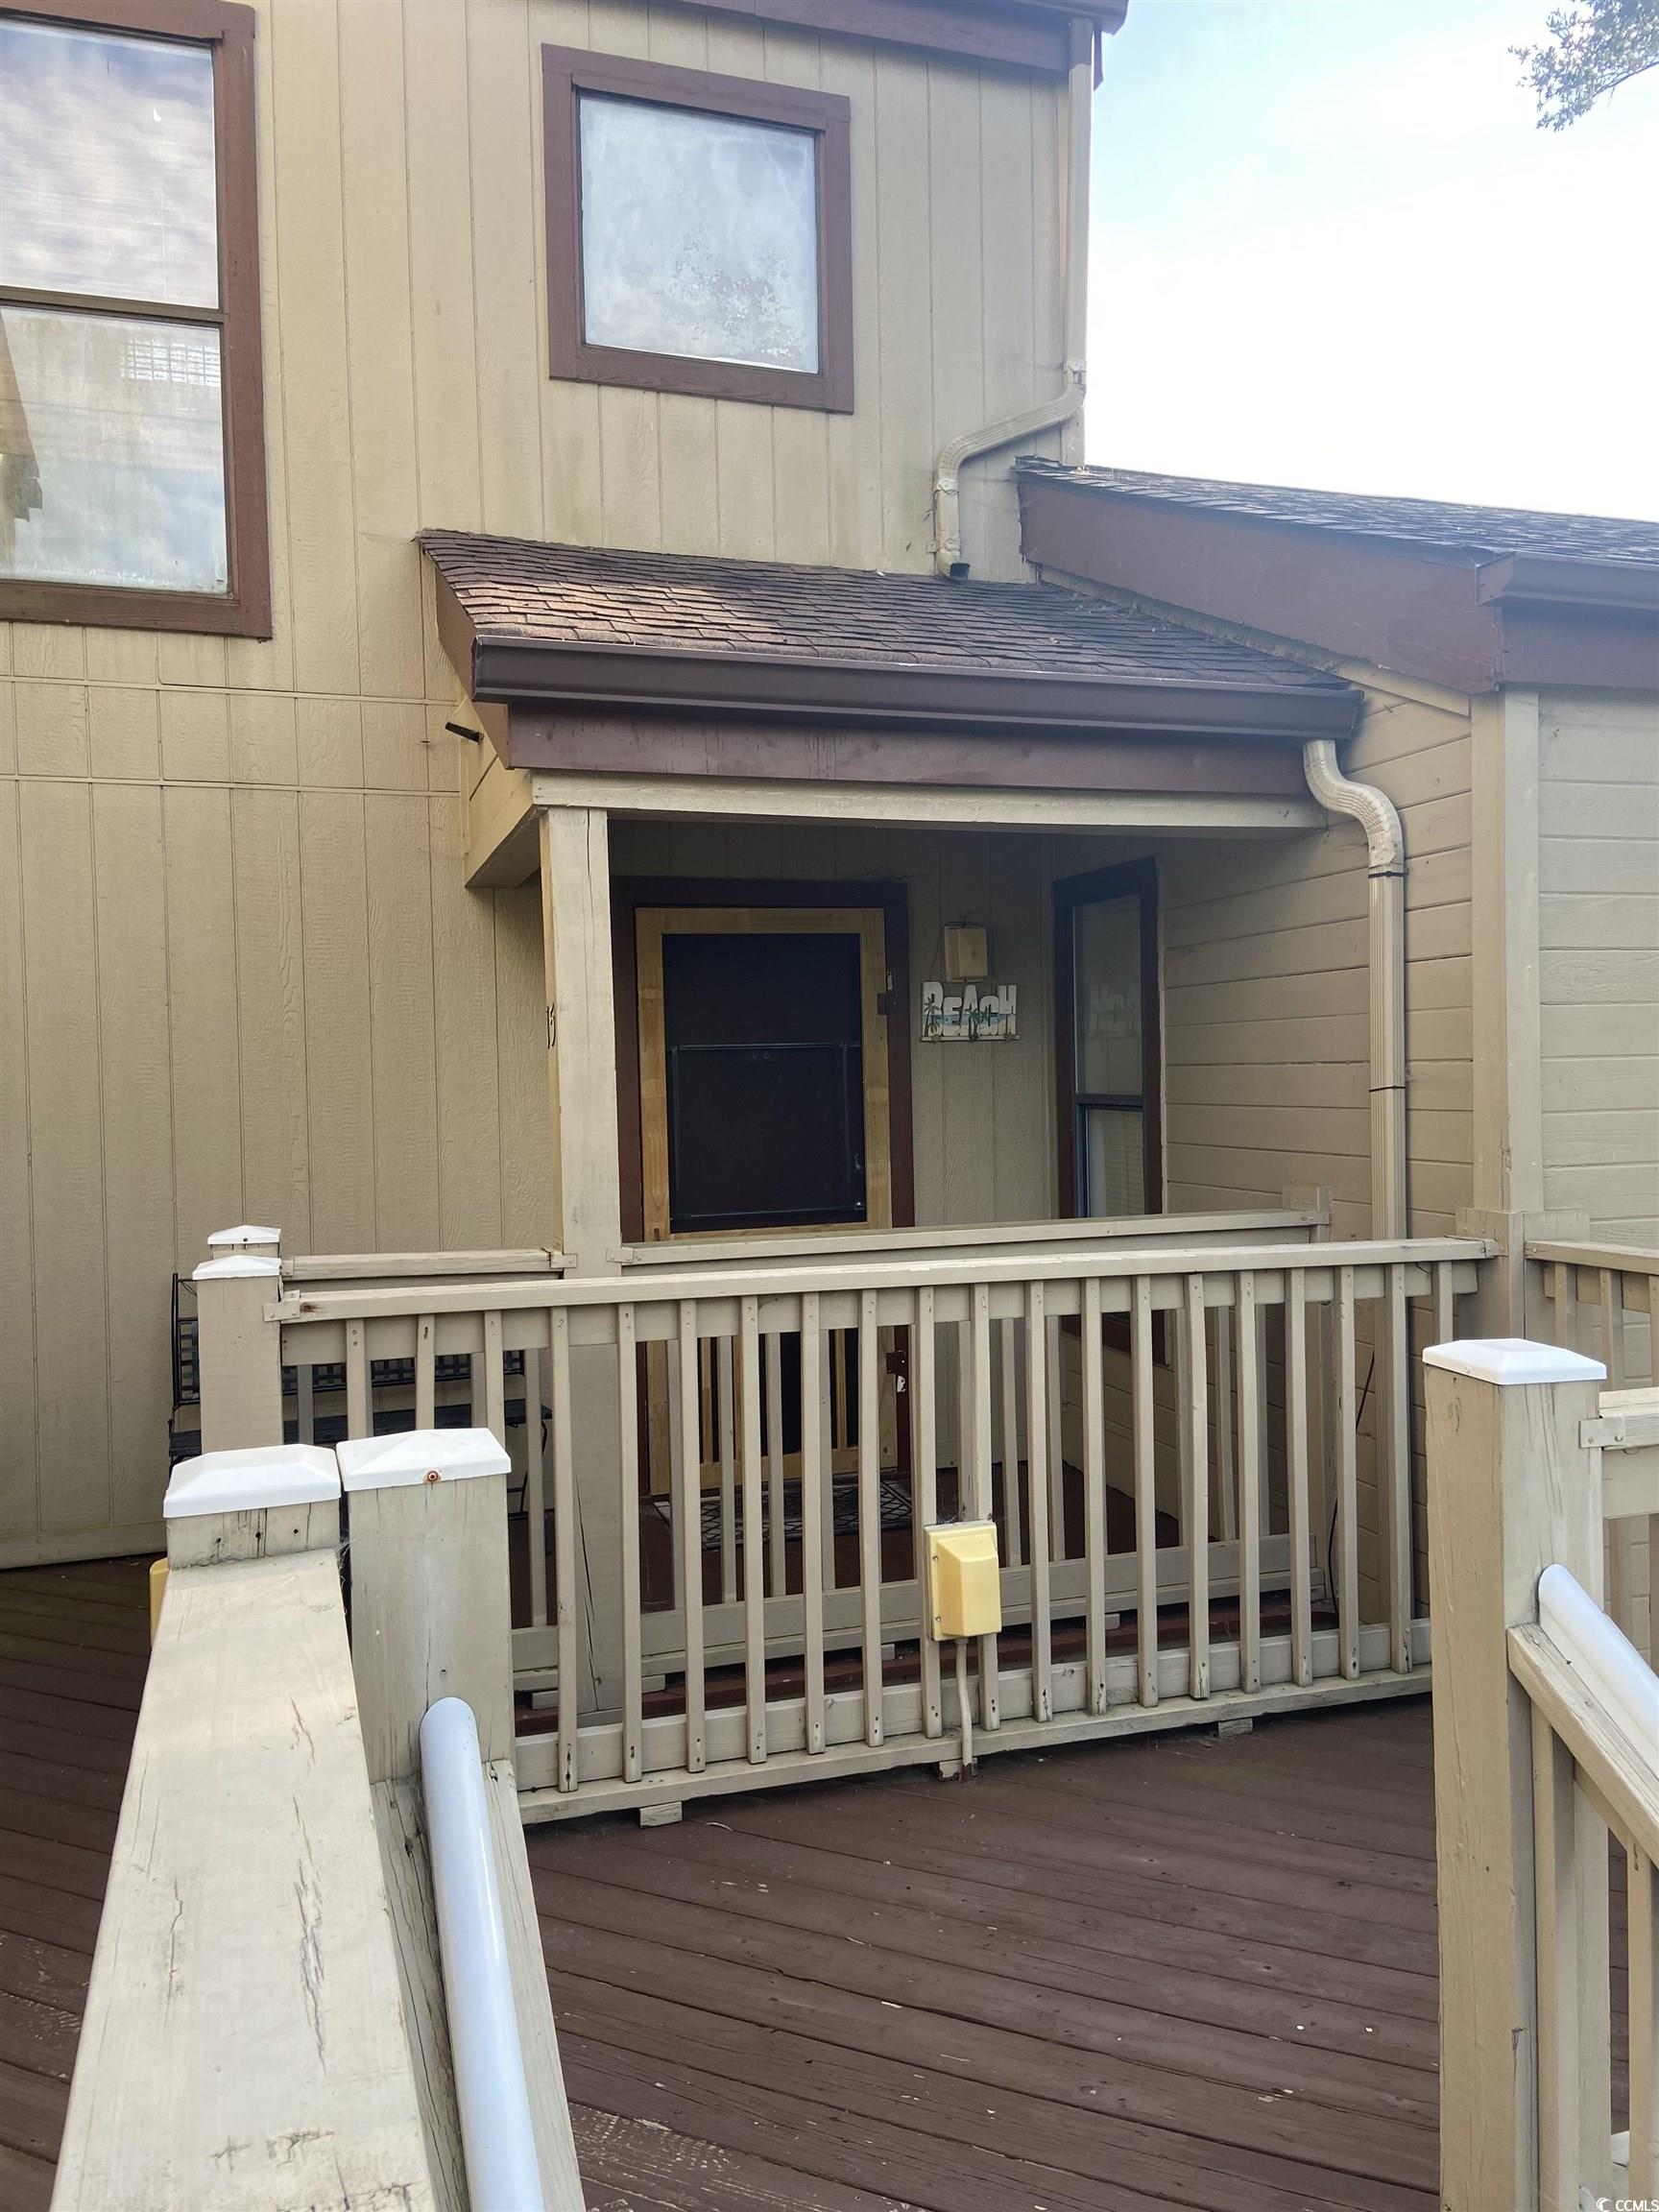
[635,906,896,1501]
[636,906,893,1242]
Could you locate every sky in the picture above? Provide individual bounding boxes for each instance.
[1089,0,1659,519]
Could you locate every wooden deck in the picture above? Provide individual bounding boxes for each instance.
[4,1555,1443,2212]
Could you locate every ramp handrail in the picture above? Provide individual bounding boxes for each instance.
[420,1697,544,2212]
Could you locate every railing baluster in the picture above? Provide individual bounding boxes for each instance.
[1026,1283,1051,1723]
[1334,1265,1359,1681]
[1214,1306,1237,1543]
[676,1303,705,1775]
[739,1296,766,1767]
[415,1312,436,1430]
[819,1325,836,1595]
[1286,1267,1312,1689]
[858,1288,883,1747]
[1600,1266,1627,1388]
[717,1335,737,1606]
[1531,1707,1583,2210]
[998,1316,1022,1569]
[1433,1258,1455,1344]
[912,1287,942,1740]
[483,1310,507,1445]
[1081,1277,1106,1718]
[1183,1273,1210,1700]
[346,1319,369,1439]
[617,1303,642,1785]
[1132,1275,1158,1708]
[971,1285,998,1730]
[525,1343,548,1634]
[1555,1258,1579,1353]
[1047,1310,1065,1565]
[764,1327,785,1600]
[801,1291,827,1754]
[295,1361,314,1447]
[1236,1272,1262,1694]
[1385,1262,1413,1672]
[1632,1840,1658,2199]
[550,1310,577,1794]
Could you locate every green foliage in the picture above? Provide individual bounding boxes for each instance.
[1513,0,1659,126]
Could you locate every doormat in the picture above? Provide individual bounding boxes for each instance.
[648,1478,915,1553]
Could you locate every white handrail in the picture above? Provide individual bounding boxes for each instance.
[420,1698,544,2212]
[1537,1562,1659,1769]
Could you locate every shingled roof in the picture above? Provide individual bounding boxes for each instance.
[1018,461,1659,696]
[421,531,1357,740]
[1019,461,1659,569]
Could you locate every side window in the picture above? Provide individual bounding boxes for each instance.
[1055,860,1162,1218]
[542,45,853,413]
[0,1,268,634]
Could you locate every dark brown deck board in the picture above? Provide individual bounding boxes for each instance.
[0,1552,1517,2212]
[0,1558,147,2203]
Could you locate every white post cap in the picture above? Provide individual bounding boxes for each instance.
[206,1224,281,1249]
[335,1428,513,1494]
[165,1443,340,1520]
[193,1253,282,1282]
[1422,1337,1606,1387]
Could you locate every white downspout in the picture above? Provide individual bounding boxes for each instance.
[932,20,1093,577]
[1302,739,1407,1238]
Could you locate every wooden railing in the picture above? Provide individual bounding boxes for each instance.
[1427,1339,1659,2212]
[1531,1238,1659,1657]
[222,1220,1492,1820]
[53,1435,585,2212]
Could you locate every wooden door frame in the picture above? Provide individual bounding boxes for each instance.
[612,877,916,1244]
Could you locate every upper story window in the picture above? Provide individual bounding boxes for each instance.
[0,0,269,635]
[542,46,853,414]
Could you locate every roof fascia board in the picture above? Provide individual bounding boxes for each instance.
[655,0,1124,75]
[1020,471,1504,694]
[466,630,1358,742]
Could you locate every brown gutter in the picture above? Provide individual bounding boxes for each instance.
[1474,552,1659,613]
[462,630,1359,743]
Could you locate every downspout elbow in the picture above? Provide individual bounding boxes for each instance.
[1303,738,1408,1241]
[1301,737,1404,878]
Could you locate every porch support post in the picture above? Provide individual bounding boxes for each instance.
[538,805,624,1714]
[1425,1338,1606,2212]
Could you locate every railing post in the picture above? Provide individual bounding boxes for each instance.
[1424,1337,1606,2212]
[337,1430,517,1784]
[192,1225,285,1453]
[1457,1207,1589,1342]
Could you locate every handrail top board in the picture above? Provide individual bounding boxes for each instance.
[1526,1238,1659,1272]
[613,1204,1328,1268]
[1508,1620,1659,1863]
[271,1236,1493,1324]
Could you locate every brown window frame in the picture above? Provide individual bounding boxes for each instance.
[1054,856,1164,1224]
[0,0,270,637]
[541,44,854,415]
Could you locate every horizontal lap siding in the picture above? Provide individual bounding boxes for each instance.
[1159,681,1475,1618]
[1537,688,1659,1249]
[0,1,1069,1559]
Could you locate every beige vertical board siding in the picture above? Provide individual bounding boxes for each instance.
[0,776,37,1534]
[1537,688,1659,1247]
[0,0,1075,1557]
[93,785,177,1528]
[20,780,110,1536]
[163,783,245,1262]
[338,0,426,704]
[299,791,377,1254]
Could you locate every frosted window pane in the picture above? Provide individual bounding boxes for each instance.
[0,307,227,593]
[0,18,218,307]
[1074,897,1144,1099]
[579,93,820,373]
[1082,1108,1145,1218]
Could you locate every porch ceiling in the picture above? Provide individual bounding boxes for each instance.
[421,531,1360,749]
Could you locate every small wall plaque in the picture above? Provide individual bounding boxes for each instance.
[921,980,1018,1042]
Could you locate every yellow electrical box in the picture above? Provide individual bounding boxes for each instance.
[926,1521,1001,1641]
